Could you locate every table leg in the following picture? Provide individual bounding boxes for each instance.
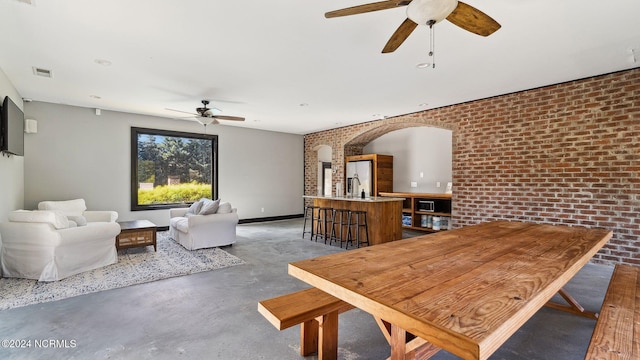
[390,324,408,360]
[545,288,599,319]
[376,317,442,360]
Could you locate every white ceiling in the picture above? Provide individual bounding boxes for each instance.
[0,0,638,135]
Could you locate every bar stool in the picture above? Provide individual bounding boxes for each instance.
[302,205,319,240]
[330,209,349,248]
[346,210,370,249]
[316,207,334,244]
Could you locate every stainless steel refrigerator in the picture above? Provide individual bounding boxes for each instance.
[346,160,372,197]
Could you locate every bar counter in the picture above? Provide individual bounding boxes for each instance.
[303,195,405,246]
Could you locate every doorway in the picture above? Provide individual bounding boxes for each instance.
[322,162,332,197]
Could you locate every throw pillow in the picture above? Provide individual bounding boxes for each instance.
[37,199,87,217]
[186,199,203,215]
[217,202,233,214]
[198,199,220,215]
[67,215,87,226]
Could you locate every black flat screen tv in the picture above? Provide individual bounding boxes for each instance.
[1,96,24,156]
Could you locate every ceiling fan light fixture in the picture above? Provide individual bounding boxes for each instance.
[406,0,458,25]
[198,118,215,126]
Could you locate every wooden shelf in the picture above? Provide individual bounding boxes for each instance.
[403,225,447,233]
[415,211,451,217]
[380,192,452,232]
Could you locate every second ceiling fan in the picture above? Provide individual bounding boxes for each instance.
[167,100,245,126]
[325,0,501,53]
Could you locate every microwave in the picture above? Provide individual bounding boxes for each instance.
[417,200,435,212]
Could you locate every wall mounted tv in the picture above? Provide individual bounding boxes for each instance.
[1,96,24,156]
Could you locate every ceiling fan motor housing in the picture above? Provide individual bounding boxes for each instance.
[407,0,458,25]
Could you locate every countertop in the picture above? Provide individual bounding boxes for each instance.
[303,195,405,202]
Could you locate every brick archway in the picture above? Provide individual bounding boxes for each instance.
[304,117,453,200]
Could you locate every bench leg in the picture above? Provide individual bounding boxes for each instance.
[299,311,339,360]
[318,311,339,360]
[300,319,319,356]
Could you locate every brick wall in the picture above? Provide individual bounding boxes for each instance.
[304,68,640,266]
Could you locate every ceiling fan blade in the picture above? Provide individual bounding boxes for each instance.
[446,1,501,37]
[213,115,245,122]
[382,18,418,53]
[166,108,198,116]
[325,0,411,18]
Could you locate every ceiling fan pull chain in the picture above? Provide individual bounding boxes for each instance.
[428,20,435,68]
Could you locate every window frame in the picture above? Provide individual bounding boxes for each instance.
[130,127,218,211]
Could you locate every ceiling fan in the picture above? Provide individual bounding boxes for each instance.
[325,0,501,53]
[167,100,245,126]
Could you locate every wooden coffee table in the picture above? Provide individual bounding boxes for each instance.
[116,220,157,251]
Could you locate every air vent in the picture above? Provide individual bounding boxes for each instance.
[32,67,53,78]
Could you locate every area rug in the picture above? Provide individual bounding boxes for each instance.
[0,231,245,311]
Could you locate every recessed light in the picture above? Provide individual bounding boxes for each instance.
[94,59,112,66]
[416,62,432,69]
[89,95,102,99]
[418,103,428,107]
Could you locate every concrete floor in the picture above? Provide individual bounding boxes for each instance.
[0,218,614,360]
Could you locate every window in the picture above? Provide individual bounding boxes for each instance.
[131,127,218,210]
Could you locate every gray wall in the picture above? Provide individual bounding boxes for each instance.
[0,68,24,223]
[364,127,452,193]
[23,101,304,226]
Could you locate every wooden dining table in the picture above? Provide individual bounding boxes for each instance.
[288,220,612,360]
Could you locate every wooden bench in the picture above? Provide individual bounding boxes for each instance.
[258,287,354,360]
[585,264,640,359]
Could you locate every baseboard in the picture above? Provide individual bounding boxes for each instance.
[156,215,302,230]
[239,214,303,224]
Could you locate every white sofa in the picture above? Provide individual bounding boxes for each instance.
[0,199,120,281]
[169,199,238,250]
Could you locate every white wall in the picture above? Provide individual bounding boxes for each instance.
[23,101,304,226]
[317,145,331,196]
[0,67,24,223]
[364,127,452,193]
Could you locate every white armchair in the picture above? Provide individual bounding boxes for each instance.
[169,199,238,250]
[0,199,120,281]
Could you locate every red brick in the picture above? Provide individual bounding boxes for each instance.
[304,68,640,266]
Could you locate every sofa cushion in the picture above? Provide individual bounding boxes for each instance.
[9,210,70,229]
[67,215,87,226]
[170,217,189,233]
[38,199,87,217]
[198,199,220,215]
[217,202,233,214]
